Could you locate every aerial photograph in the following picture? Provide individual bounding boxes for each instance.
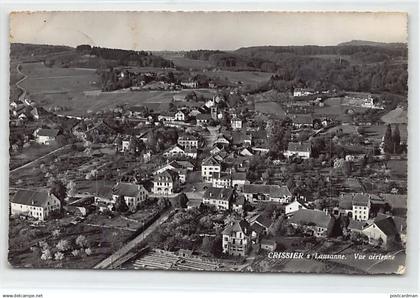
[8,11,408,274]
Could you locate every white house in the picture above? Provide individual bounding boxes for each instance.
[203,187,234,210]
[362,216,399,247]
[293,88,315,97]
[201,156,221,183]
[231,116,243,130]
[285,200,308,216]
[284,142,311,159]
[222,219,252,257]
[174,111,186,122]
[10,189,61,221]
[34,128,60,145]
[112,182,148,210]
[152,169,180,196]
[178,134,199,149]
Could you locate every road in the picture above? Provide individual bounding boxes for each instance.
[10,144,71,173]
[94,209,175,269]
[16,63,28,101]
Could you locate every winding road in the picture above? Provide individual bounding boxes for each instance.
[15,63,28,101]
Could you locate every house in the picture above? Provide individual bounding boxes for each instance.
[231,172,248,191]
[222,219,252,257]
[174,110,186,122]
[152,169,180,195]
[10,189,61,221]
[212,172,232,188]
[289,209,334,237]
[352,193,371,221]
[347,219,368,235]
[181,81,198,89]
[34,128,60,145]
[214,136,230,146]
[260,239,277,252]
[178,134,199,149]
[112,182,148,210]
[232,195,246,213]
[251,214,272,235]
[285,199,308,216]
[158,112,176,123]
[196,113,212,126]
[284,142,311,159]
[231,116,243,130]
[290,114,314,129]
[153,160,193,183]
[362,216,400,247]
[231,131,252,147]
[201,156,221,183]
[242,184,292,203]
[202,187,234,210]
[163,144,197,159]
[293,88,315,97]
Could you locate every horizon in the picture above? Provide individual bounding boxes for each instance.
[10,11,407,51]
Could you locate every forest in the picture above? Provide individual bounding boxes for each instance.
[184,44,408,95]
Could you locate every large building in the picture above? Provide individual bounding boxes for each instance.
[284,142,312,159]
[10,189,61,221]
[152,169,180,196]
[242,184,292,203]
[222,219,252,257]
[34,128,60,145]
[289,209,334,237]
[201,156,221,183]
[178,134,199,149]
[203,187,234,210]
[112,182,148,210]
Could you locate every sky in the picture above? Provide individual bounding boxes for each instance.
[9,11,407,51]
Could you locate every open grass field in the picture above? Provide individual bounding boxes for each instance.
[18,62,219,115]
[254,101,287,118]
[195,69,273,85]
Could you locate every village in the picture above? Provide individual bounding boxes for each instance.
[8,44,408,274]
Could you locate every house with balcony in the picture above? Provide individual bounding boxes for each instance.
[152,169,180,196]
[222,219,252,257]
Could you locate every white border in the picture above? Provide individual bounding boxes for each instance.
[0,0,419,294]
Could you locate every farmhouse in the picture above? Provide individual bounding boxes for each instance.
[10,189,61,221]
[284,142,311,159]
[196,113,212,126]
[222,219,252,257]
[163,144,197,159]
[362,216,400,247]
[112,182,148,210]
[289,209,334,237]
[34,128,60,145]
[242,184,292,203]
[203,187,234,210]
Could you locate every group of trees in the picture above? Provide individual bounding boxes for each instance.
[185,44,408,95]
[383,124,402,154]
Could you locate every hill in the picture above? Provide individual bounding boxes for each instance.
[338,40,407,48]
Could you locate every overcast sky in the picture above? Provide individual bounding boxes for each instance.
[10,11,407,51]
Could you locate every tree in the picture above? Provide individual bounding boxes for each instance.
[392,125,401,154]
[66,181,77,197]
[40,249,52,261]
[49,179,67,207]
[54,251,64,261]
[56,239,71,252]
[383,124,393,154]
[115,195,129,212]
[75,235,88,248]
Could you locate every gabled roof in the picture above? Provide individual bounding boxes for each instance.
[202,156,221,166]
[112,182,147,197]
[348,219,367,231]
[36,128,59,138]
[253,214,272,229]
[370,216,399,236]
[289,209,333,229]
[287,142,311,152]
[154,169,179,181]
[243,184,291,197]
[178,134,198,141]
[11,189,57,207]
[223,219,251,236]
[203,187,234,201]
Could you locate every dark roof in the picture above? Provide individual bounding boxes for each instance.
[222,219,251,236]
[380,193,407,210]
[178,134,198,141]
[202,156,221,166]
[243,184,292,197]
[348,219,367,231]
[287,142,311,152]
[113,182,146,197]
[373,216,399,236]
[154,169,179,182]
[11,189,56,207]
[232,172,247,181]
[196,113,212,120]
[254,214,272,229]
[289,209,333,229]
[203,187,234,201]
[36,128,59,138]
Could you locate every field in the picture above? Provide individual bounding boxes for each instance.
[17,62,219,115]
[195,69,273,85]
[254,101,287,118]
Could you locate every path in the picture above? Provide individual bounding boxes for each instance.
[16,63,28,101]
[10,144,71,173]
[94,209,175,269]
